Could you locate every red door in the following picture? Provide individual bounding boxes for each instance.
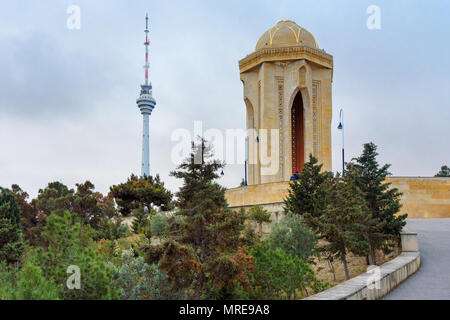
[291,92,304,174]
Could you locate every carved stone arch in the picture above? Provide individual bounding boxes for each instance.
[288,86,310,119]
[244,97,255,129]
[295,61,313,89]
[298,65,307,87]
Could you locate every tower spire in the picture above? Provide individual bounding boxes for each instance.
[136,13,156,177]
[144,13,149,86]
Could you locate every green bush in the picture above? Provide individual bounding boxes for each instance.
[268,214,317,263]
[111,249,180,300]
[150,213,167,238]
[248,242,326,299]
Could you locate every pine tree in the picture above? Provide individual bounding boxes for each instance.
[284,154,333,232]
[110,174,172,216]
[33,212,120,299]
[0,260,60,300]
[11,184,46,246]
[348,142,407,264]
[318,175,372,280]
[72,181,104,229]
[0,187,25,264]
[146,138,252,299]
[35,181,75,216]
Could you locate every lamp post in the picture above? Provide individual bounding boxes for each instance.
[337,109,345,177]
[244,136,248,186]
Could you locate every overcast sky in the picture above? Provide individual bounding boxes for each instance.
[1,0,449,198]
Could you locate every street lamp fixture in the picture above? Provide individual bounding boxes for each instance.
[337,109,345,177]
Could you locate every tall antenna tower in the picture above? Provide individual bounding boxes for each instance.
[136,13,156,177]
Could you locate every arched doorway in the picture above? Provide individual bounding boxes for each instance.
[291,91,304,174]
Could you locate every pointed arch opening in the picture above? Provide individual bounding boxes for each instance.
[245,98,255,130]
[291,91,304,174]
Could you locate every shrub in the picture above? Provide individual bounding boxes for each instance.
[268,214,317,263]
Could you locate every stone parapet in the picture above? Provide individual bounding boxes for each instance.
[304,251,420,300]
[225,177,450,219]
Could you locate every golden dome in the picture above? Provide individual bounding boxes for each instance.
[255,20,318,51]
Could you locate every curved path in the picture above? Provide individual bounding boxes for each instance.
[385,218,450,300]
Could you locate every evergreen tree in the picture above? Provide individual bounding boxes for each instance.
[284,154,333,232]
[248,205,271,235]
[26,181,121,241]
[146,238,200,296]
[0,187,21,227]
[15,262,60,300]
[110,174,172,216]
[318,175,373,280]
[35,181,75,216]
[33,212,120,299]
[146,138,252,299]
[435,165,450,177]
[0,187,25,264]
[94,191,124,240]
[283,154,378,278]
[0,261,15,298]
[348,142,407,264]
[149,213,168,238]
[131,207,154,235]
[72,181,109,229]
[11,184,46,246]
[0,261,60,300]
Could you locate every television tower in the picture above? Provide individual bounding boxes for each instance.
[136,13,156,177]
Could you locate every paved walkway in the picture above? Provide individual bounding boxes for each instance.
[385,218,450,300]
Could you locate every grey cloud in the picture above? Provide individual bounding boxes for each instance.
[0,33,124,119]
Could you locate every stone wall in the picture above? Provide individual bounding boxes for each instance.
[304,232,420,300]
[387,177,450,218]
[225,177,450,219]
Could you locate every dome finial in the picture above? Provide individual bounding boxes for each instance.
[278,19,296,24]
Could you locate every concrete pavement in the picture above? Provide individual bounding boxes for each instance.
[384,218,450,300]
